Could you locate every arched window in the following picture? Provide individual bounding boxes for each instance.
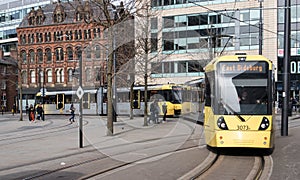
[85,46,91,59]
[47,69,52,83]
[30,70,36,83]
[29,50,35,63]
[56,69,64,83]
[21,51,27,64]
[75,47,82,60]
[46,48,52,62]
[67,47,73,60]
[85,68,91,81]
[39,70,44,84]
[95,45,101,59]
[37,49,43,63]
[68,69,73,82]
[21,35,26,44]
[55,48,64,61]
[45,32,51,42]
[60,69,64,82]
[21,71,27,84]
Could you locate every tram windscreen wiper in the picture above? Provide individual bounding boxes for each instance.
[220,100,246,122]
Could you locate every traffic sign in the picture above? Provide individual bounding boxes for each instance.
[76,86,84,100]
[40,88,47,96]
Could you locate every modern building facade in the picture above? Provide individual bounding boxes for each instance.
[145,0,277,85]
[277,0,300,100]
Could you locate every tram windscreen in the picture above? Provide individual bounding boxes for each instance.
[214,61,270,115]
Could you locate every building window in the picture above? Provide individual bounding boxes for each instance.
[163,16,174,28]
[68,69,73,82]
[21,51,27,64]
[95,45,101,59]
[21,35,26,44]
[39,70,44,84]
[46,49,52,62]
[1,80,6,90]
[93,28,101,38]
[86,68,91,81]
[47,69,52,83]
[56,69,64,83]
[151,18,158,30]
[30,70,36,83]
[67,47,73,60]
[84,29,91,39]
[85,46,91,59]
[45,32,51,42]
[29,50,35,63]
[21,71,27,84]
[37,33,43,43]
[55,48,64,61]
[37,49,43,63]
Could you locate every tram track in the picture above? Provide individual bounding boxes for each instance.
[0,120,88,146]
[188,155,270,180]
[12,119,205,180]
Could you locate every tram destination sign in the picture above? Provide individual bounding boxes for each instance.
[219,62,267,74]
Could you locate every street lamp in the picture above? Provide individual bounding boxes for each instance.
[38,66,45,121]
[258,0,264,55]
[71,50,83,148]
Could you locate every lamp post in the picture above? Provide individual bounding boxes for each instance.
[38,66,45,121]
[258,0,264,55]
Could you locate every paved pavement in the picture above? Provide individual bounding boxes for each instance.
[0,112,299,179]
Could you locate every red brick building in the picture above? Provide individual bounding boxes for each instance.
[16,0,134,111]
[0,49,18,112]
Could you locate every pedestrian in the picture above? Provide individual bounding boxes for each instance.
[291,97,298,112]
[69,104,75,123]
[28,104,35,122]
[1,105,4,115]
[25,104,29,115]
[150,99,159,124]
[36,103,44,120]
[162,102,167,122]
[12,104,16,116]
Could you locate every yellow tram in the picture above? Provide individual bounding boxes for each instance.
[204,53,275,154]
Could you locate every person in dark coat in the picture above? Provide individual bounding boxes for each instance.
[69,104,75,123]
[150,99,160,124]
[28,104,35,122]
[36,104,44,120]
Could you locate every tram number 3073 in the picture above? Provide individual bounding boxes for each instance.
[237,125,250,131]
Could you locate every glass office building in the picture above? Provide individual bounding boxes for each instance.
[147,0,277,84]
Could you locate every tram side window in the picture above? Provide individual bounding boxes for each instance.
[56,94,65,109]
[65,95,72,104]
[83,93,90,109]
[118,92,129,102]
[131,90,140,109]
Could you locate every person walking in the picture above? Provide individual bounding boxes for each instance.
[36,103,44,120]
[69,104,75,123]
[12,104,16,116]
[28,104,35,122]
[150,99,160,124]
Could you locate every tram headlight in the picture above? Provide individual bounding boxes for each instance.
[259,117,270,130]
[217,116,228,130]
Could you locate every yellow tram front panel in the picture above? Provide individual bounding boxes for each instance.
[204,113,274,148]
